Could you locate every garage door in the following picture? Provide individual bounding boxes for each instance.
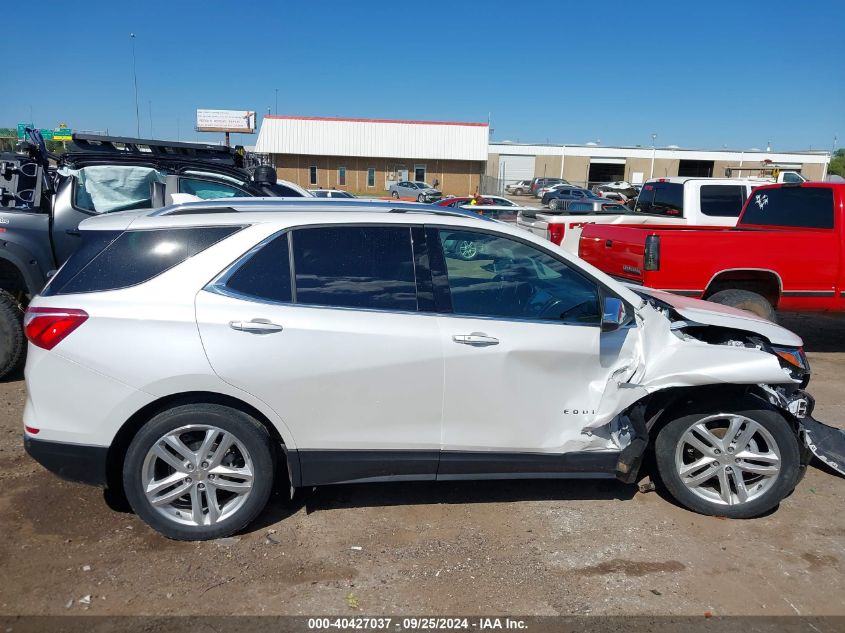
[499,155,535,188]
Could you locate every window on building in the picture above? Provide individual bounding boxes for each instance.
[338,167,347,187]
[309,166,318,186]
[291,226,417,311]
[367,168,376,188]
[414,165,426,182]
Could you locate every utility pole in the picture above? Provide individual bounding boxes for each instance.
[649,132,657,178]
[148,100,153,138]
[275,89,278,115]
[130,33,140,138]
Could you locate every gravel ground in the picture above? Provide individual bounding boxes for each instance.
[0,313,843,617]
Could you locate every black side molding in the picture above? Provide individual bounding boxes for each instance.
[24,436,108,487]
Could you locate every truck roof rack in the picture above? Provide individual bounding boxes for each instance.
[67,134,240,165]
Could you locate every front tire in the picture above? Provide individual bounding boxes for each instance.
[417,194,425,202]
[549,198,559,210]
[0,289,25,380]
[123,404,275,540]
[707,289,776,322]
[655,397,801,518]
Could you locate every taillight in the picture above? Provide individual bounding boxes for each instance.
[547,224,566,245]
[24,307,89,350]
[644,235,660,271]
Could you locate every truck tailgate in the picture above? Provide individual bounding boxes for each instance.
[578,224,650,283]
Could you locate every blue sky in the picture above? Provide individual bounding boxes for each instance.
[4,0,842,151]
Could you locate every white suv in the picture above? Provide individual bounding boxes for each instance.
[23,198,827,540]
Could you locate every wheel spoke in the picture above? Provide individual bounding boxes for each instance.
[163,435,195,467]
[731,470,750,503]
[683,428,718,457]
[731,420,760,452]
[197,428,220,462]
[189,485,204,525]
[679,456,714,477]
[145,471,187,498]
[724,416,745,448]
[212,477,252,493]
[205,486,221,525]
[682,461,719,487]
[152,443,190,472]
[735,449,779,464]
[149,480,192,506]
[716,467,733,504]
[207,432,236,469]
[735,461,779,476]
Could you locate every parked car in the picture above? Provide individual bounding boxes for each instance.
[542,186,602,209]
[529,177,568,195]
[0,130,308,380]
[519,177,770,253]
[309,189,356,198]
[592,181,640,201]
[23,197,840,540]
[389,181,442,202]
[505,179,532,195]
[437,195,533,223]
[535,182,572,200]
[579,182,845,321]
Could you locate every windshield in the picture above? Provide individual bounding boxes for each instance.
[415,182,432,189]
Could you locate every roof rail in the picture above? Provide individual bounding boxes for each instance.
[152,198,493,220]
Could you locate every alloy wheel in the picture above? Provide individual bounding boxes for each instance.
[141,424,254,526]
[674,414,781,506]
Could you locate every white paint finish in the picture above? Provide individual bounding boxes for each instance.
[436,315,633,453]
[490,143,829,164]
[195,291,444,451]
[256,117,489,161]
[634,287,803,347]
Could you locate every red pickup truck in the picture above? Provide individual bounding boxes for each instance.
[578,182,845,321]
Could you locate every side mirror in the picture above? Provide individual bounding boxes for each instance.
[602,297,626,333]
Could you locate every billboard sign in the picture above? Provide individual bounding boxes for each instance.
[196,109,256,134]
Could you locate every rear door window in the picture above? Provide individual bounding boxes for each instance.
[636,182,684,216]
[700,185,747,217]
[741,187,834,229]
[291,226,418,311]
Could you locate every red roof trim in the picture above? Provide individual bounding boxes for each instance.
[264,115,488,127]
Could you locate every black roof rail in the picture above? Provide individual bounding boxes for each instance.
[67,134,239,165]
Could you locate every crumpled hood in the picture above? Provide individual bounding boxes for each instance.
[632,286,803,347]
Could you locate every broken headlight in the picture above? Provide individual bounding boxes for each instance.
[771,345,810,385]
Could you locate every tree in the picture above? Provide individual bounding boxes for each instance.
[829,149,845,178]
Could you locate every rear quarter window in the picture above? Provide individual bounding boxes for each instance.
[700,185,748,217]
[741,187,834,229]
[43,226,241,295]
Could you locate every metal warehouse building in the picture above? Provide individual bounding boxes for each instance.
[488,143,831,190]
[256,115,489,195]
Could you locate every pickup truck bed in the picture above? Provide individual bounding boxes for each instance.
[578,183,845,319]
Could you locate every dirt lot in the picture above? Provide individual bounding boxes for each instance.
[0,313,843,617]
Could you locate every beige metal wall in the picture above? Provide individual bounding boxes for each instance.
[273,154,485,196]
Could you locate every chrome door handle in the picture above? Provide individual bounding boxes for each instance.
[452,332,499,347]
[229,319,284,334]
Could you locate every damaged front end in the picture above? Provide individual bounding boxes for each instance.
[591,290,845,482]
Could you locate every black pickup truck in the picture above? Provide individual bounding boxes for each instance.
[0,130,306,378]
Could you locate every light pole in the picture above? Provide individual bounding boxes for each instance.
[130,33,140,138]
[275,89,278,115]
[649,133,657,178]
[148,100,153,138]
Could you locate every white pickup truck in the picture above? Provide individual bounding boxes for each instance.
[517,177,785,253]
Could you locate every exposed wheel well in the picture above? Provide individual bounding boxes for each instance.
[0,258,28,301]
[703,271,781,308]
[105,392,288,495]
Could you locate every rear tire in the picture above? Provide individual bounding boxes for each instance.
[655,397,801,518]
[515,188,524,195]
[392,191,399,199]
[123,403,275,541]
[707,289,776,322]
[0,289,25,381]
